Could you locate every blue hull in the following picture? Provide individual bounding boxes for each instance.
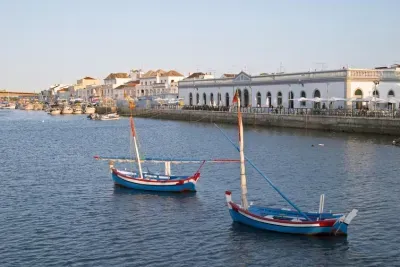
[228,208,343,235]
[112,172,197,192]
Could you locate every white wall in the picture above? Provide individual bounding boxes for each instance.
[180,81,345,108]
[349,81,400,99]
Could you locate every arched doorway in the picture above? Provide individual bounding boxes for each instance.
[244,89,249,107]
[288,91,294,108]
[266,92,272,107]
[372,89,380,110]
[388,90,395,110]
[354,89,363,109]
[277,92,282,106]
[313,89,321,109]
[189,93,193,106]
[210,93,214,106]
[236,89,242,107]
[203,93,207,105]
[217,93,221,106]
[225,93,230,107]
[300,91,306,107]
[196,93,199,105]
[256,92,261,107]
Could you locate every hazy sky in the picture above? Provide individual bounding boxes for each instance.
[1,0,399,91]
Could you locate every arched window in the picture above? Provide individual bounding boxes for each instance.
[388,90,395,110]
[203,93,207,105]
[313,89,321,109]
[225,92,230,107]
[217,93,222,106]
[372,90,379,97]
[189,93,193,106]
[355,89,363,97]
[266,92,272,107]
[196,93,199,105]
[300,91,306,107]
[277,92,282,106]
[244,89,249,107]
[256,92,261,107]
[288,91,294,109]
[210,93,214,106]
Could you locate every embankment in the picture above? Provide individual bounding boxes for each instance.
[115,107,400,136]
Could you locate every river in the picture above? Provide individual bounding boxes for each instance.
[0,110,399,266]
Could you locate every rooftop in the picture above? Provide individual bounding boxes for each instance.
[142,69,184,78]
[82,76,96,80]
[187,72,205,79]
[114,80,140,90]
[104,73,130,80]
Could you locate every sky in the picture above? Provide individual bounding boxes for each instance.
[0,0,399,92]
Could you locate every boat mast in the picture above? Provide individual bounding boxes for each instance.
[236,93,249,209]
[129,101,143,178]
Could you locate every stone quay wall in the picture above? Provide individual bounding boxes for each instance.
[116,107,400,136]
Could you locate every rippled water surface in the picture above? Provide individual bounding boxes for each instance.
[1,110,399,266]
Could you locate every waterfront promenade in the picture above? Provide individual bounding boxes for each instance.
[112,106,400,136]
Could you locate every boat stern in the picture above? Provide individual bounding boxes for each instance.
[332,209,358,235]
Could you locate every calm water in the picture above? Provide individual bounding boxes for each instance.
[1,110,399,266]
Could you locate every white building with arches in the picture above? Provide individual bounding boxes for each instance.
[178,67,400,110]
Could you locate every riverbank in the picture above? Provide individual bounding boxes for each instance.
[117,107,400,136]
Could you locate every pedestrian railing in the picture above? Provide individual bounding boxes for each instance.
[151,105,400,118]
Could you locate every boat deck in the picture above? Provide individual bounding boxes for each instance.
[118,170,190,181]
[248,205,344,222]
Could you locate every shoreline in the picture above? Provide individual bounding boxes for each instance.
[109,107,400,136]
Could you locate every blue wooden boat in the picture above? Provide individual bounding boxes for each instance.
[95,99,239,192]
[218,91,358,236]
[94,155,238,192]
[111,168,200,192]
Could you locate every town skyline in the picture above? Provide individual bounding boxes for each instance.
[1,0,399,92]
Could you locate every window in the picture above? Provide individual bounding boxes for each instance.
[266,92,271,107]
[256,92,261,107]
[277,92,282,106]
[300,91,306,107]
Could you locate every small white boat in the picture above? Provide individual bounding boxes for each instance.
[84,106,96,114]
[73,106,83,114]
[50,109,61,115]
[1,103,16,109]
[61,106,73,114]
[100,113,120,120]
[24,103,34,110]
[33,102,43,110]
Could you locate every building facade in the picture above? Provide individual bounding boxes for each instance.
[70,76,100,100]
[137,69,185,97]
[114,81,140,101]
[178,67,400,109]
[102,73,132,99]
